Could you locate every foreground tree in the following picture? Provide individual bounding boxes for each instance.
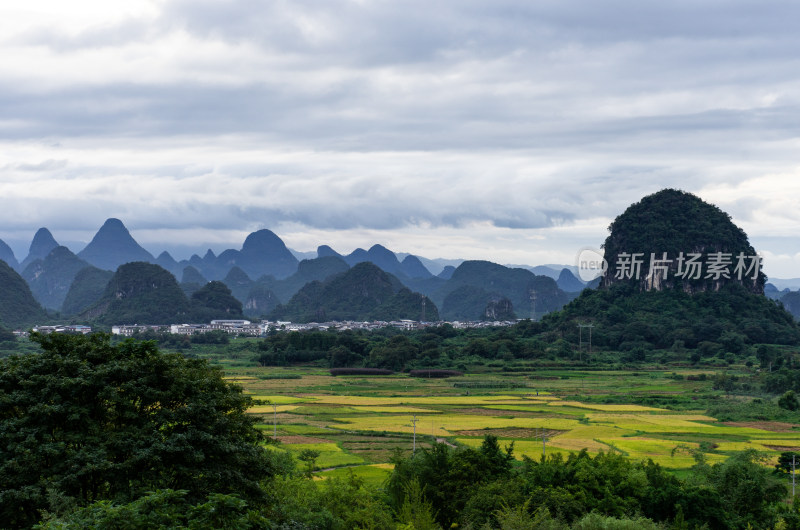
[0,333,273,528]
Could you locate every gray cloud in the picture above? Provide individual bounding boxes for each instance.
[1,1,800,274]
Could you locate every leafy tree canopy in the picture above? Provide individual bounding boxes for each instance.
[0,333,273,528]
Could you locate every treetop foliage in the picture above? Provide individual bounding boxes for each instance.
[0,332,273,528]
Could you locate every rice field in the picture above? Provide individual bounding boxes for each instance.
[315,464,394,486]
[306,394,541,406]
[328,414,581,437]
[228,366,800,480]
[549,401,666,412]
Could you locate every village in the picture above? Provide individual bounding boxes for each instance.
[20,318,518,338]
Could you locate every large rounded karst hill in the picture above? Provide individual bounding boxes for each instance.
[601,189,765,294]
[542,189,799,353]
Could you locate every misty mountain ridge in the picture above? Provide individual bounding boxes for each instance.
[20,228,60,271]
[0,238,19,271]
[78,218,155,271]
[7,218,591,295]
[1,218,589,327]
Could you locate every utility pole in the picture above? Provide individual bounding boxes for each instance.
[793,454,796,498]
[538,428,547,460]
[411,414,419,454]
[421,297,426,322]
[272,403,278,440]
[578,323,595,360]
[530,290,537,321]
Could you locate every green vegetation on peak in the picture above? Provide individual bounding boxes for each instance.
[77,263,249,325]
[535,189,799,354]
[542,282,800,355]
[221,266,253,302]
[0,259,46,329]
[21,246,90,310]
[270,262,436,322]
[441,285,495,320]
[370,287,439,322]
[182,265,207,284]
[61,266,114,316]
[243,283,281,317]
[83,262,191,324]
[434,260,570,320]
[531,189,800,357]
[271,256,351,303]
[602,189,764,293]
[190,280,244,321]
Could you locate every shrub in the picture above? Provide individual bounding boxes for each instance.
[408,369,464,378]
[329,368,394,376]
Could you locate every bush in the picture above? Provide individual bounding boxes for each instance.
[408,369,464,378]
[329,368,394,376]
[778,390,800,411]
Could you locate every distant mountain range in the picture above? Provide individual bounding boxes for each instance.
[3,198,798,331]
[0,218,596,328]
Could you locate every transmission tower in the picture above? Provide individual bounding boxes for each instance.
[577,323,595,360]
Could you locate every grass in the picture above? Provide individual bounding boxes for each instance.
[314,464,394,486]
[282,442,365,469]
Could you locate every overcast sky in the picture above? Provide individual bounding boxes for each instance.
[2,1,800,277]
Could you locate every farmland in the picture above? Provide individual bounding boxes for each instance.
[220,362,800,483]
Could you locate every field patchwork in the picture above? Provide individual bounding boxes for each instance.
[236,368,800,477]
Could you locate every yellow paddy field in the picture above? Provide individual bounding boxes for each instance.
[238,370,800,482]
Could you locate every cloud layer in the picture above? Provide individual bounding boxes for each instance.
[2,1,800,275]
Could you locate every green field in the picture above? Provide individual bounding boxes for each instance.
[220,364,800,483]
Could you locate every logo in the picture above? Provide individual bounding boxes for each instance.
[575,247,607,282]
